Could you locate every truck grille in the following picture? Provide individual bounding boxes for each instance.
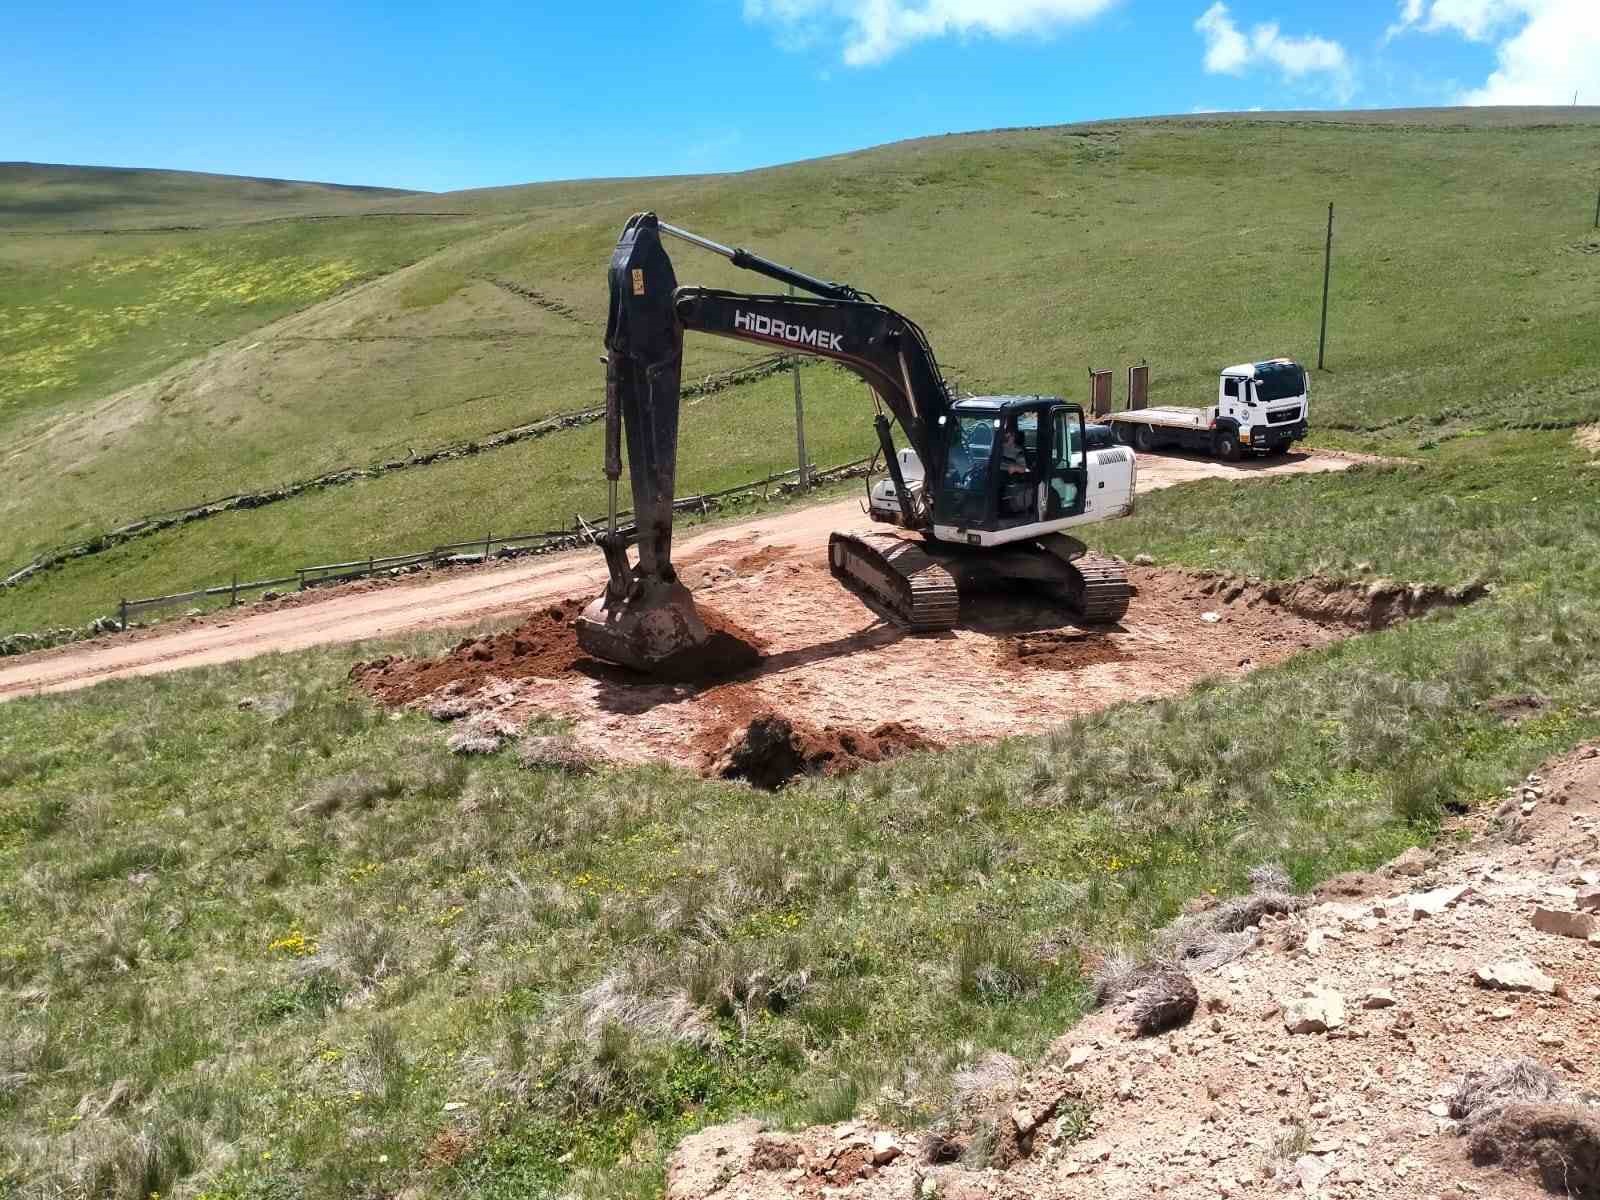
[1267,407,1300,424]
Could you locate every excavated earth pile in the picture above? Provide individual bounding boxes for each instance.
[351,535,1483,781]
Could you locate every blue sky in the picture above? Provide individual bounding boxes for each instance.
[5,0,1595,192]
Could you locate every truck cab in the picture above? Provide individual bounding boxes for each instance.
[1108,358,1309,458]
[1214,358,1309,455]
[867,396,1136,547]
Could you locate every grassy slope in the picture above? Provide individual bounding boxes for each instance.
[5,113,1600,624]
[5,111,1600,1200]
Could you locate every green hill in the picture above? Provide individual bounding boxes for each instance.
[7,109,1600,1200]
[0,162,425,231]
[3,110,1600,629]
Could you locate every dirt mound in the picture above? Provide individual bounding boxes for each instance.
[1467,1104,1600,1198]
[706,713,938,789]
[1189,570,1486,629]
[999,630,1126,672]
[350,598,763,705]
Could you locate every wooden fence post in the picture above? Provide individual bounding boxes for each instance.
[119,598,128,631]
[484,531,492,560]
[231,573,239,607]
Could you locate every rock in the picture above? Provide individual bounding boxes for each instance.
[1201,611,1222,623]
[1133,553,1155,566]
[1065,1045,1095,1069]
[1389,847,1433,877]
[666,1119,764,1200]
[1538,1033,1564,1047]
[1489,1007,1514,1021]
[1407,884,1472,918]
[1577,889,1600,913]
[1474,961,1558,995]
[1011,1106,1038,1135]
[870,1132,901,1166]
[1533,907,1597,939]
[1295,1153,1333,1193]
[1283,981,1346,1034]
[1362,989,1397,1010]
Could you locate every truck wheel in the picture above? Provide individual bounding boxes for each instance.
[1211,430,1240,461]
[1132,423,1155,453]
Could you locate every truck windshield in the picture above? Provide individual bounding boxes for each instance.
[1254,363,1305,403]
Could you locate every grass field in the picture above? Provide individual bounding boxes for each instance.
[5,110,1600,1200]
[4,113,1599,623]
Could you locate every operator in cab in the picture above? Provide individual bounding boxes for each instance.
[998,419,1030,515]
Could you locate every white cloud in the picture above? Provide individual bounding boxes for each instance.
[1389,0,1600,105]
[744,0,1118,67]
[1194,3,1353,97]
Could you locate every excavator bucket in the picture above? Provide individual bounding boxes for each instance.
[574,214,712,672]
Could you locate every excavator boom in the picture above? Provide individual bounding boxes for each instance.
[577,212,955,671]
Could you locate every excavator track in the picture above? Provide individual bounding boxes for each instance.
[1063,551,1132,624]
[828,530,960,631]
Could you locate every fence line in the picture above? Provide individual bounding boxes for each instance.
[2,354,800,591]
[109,453,878,629]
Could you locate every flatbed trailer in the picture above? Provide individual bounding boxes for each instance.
[1107,358,1309,460]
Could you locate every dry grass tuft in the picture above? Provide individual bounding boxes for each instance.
[1128,961,1199,1036]
[1450,1057,1566,1127]
[518,733,597,774]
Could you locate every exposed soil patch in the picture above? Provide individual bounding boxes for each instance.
[350,598,764,704]
[348,536,1482,780]
[1484,693,1552,724]
[1189,570,1486,630]
[705,713,939,789]
[999,630,1127,672]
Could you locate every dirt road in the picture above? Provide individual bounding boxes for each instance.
[0,450,1368,702]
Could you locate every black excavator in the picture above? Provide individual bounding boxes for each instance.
[575,212,1137,671]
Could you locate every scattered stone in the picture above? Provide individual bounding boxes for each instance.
[1362,989,1397,1010]
[1389,847,1433,878]
[870,1132,901,1166]
[1283,980,1346,1034]
[1489,1007,1514,1021]
[1408,884,1472,919]
[1133,553,1155,566]
[1577,889,1600,913]
[1473,961,1558,995]
[1295,1153,1333,1193]
[1532,906,1597,940]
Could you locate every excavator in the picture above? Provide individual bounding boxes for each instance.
[575,212,1138,672]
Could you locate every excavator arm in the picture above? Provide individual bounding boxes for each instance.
[577,212,954,671]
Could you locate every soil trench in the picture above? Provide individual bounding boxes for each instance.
[352,533,1479,786]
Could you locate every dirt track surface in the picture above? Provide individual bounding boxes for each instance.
[0,449,1370,702]
[359,559,1369,778]
[664,743,1600,1200]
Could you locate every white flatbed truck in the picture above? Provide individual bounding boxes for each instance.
[1108,358,1309,460]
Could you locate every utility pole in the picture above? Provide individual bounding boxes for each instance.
[1317,202,1334,371]
[1593,172,1599,230]
[790,284,809,489]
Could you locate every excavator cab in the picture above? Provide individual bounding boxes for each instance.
[931,398,1088,539]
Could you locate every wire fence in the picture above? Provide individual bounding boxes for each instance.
[111,453,878,630]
